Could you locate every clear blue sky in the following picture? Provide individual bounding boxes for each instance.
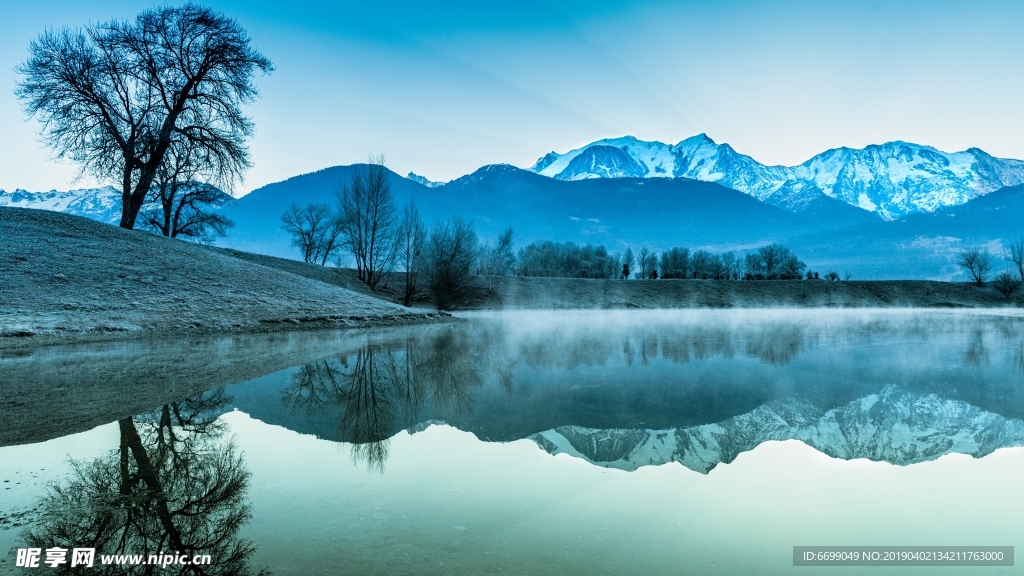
[3,0,1024,194]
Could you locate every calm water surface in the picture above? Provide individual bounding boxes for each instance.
[2,309,1024,575]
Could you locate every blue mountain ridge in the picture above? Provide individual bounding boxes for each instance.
[217,163,1024,279]
[219,163,848,261]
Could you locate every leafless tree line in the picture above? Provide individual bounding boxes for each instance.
[280,157,401,288]
[282,157,490,309]
[958,239,1024,299]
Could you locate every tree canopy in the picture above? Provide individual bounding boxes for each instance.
[16,4,272,229]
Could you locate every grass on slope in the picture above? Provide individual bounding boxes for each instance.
[0,207,435,343]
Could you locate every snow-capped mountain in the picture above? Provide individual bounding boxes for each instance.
[530,386,1024,472]
[531,135,1024,220]
[0,187,122,224]
[406,172,445,188]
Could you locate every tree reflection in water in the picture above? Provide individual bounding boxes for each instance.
[282,327,490,472]
[278,322,824,470]
[19,390,268,575]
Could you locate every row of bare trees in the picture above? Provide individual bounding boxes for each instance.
[282,159,488,310]
[280,159,404,287]
[958,240,1024,299]
[551,243,809,281]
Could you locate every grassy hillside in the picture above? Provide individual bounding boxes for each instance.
[0,207,440,346]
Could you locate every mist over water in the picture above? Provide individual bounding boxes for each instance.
[210,309,1024,472]
[4,309,1024,575]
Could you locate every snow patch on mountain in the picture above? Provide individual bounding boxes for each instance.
[530,386,1024,472]
[557,145,647,180]
[0,187,122,224]
[531,136,1024,219]
[406,172,445,188]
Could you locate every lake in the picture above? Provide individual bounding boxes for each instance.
[2,309,1024,575]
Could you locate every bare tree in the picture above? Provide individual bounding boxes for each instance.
[142,140,234,242]
[621,247,634,279]
[1005,238,1024,280]
[479,227,516,277]
[660,247,690,279]
[281,203,343,265]
[424,217,479,310]
[636,247,650,279]
[721,251,740,280]
[338,157,398,289]
[636,247,658,279]
[690,250,719,279]
[958,248,992,286]
[743,244,806,280]
[16,5,272,230]
[396,201,426,307]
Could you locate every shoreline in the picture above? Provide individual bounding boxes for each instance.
[0,310,451,351]
[4,207,1023,352]
[472,276,1023,310]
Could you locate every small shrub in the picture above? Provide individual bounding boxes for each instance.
[994,271,1022,301]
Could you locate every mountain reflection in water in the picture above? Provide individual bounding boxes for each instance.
[215,310,1024,472]
[6,310,1024,575]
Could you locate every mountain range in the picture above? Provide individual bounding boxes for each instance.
[0,187,122,224]
[209,161,1024,279]
[8,135,1024,279]
[217,163,857,262]
[532,135,1024,220]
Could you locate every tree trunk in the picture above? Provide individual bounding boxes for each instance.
[117,418,188,553]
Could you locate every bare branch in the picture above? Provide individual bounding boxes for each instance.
[16,5,272,230]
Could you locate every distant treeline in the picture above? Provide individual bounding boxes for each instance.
[509,241,811,281]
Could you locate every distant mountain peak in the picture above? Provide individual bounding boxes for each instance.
[529,135,1024,219]
[480,163,523,174]
[687,132,715,145]
[531,152,560,173]
[0,186,122,224]
[558,145,646,180]
[406,172,445,188]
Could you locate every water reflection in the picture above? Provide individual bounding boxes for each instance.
[210,311,1024,473]
[280,329,488,471]
[16,390,267,575]
[533,385,1024,473]
[7,311,1024,576]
